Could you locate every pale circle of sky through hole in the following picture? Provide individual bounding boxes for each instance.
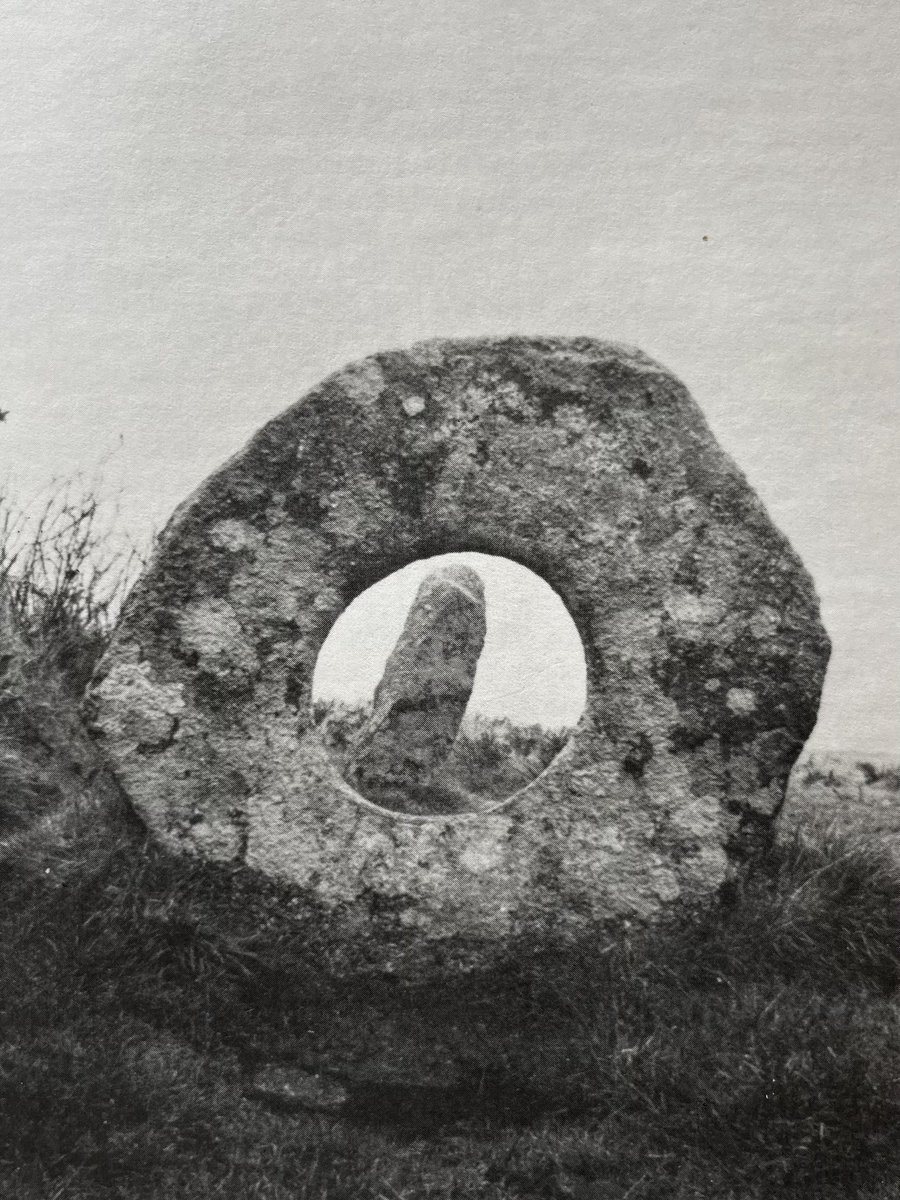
[312,553,587,731]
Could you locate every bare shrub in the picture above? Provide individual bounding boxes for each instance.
[0,482,145,837]
[0,483,143,693]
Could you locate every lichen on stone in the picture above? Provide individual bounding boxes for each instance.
[87,337,830,977]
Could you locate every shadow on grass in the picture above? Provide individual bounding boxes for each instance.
[1,805,900,1197]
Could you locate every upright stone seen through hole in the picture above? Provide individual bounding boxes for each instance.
[349,564,486,810]
[312,553,587,815]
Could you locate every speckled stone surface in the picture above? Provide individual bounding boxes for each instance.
[87,337,830,974]
[348,563,486,803]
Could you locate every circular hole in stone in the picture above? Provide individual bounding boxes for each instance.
[311,553,587,816]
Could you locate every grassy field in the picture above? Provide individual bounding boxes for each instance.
[2,487,899,1198]
[2,797,899,1200]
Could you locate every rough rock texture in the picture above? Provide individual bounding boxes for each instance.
[87,337,831,975]
[348,564,486,807]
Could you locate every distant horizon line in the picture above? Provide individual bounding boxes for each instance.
[315,698,899,762]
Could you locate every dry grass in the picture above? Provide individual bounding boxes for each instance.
[0,484,141,693]
[1,485,141,840]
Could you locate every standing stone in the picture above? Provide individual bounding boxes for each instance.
[88,337,831,977]
[348,564,486,805]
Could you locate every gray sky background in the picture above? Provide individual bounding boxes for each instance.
[1,0,897,753]
[312,554,588,729]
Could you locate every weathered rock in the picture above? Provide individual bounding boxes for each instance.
[348,563,486,807]
[87,337,831,976]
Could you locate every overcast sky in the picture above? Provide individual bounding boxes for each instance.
[1,0,897,753]
[312,553,588,729]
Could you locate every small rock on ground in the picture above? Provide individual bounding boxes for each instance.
[247,1064,348,1114]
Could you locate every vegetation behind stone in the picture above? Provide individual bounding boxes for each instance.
[315,698,573,810]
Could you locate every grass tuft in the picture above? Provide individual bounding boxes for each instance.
[0,483,141,693]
